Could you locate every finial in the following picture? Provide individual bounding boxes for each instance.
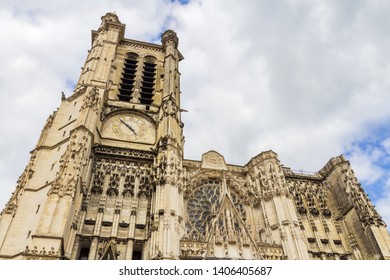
[161,30,179,49]
[101,12,120,23]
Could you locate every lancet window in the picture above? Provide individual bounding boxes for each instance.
[140,56,157,107]
[118,52,138,102]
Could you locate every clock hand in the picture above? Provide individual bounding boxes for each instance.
[119,118,137,135]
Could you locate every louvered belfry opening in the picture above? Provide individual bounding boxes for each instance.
[140,56,157,107]
[118,53,138,102]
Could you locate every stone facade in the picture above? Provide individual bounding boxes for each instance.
[0,13,389,260]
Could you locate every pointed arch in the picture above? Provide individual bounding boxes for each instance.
[118,52,139,102]
[184,174,262,259]
[99,240,119,260]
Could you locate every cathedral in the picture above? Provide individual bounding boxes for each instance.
[0,13,389,260]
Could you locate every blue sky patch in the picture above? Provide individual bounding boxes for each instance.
[344,122,390,204]
[169,0,190,5]
[65,79,77,91]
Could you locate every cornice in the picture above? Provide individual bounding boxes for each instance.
[283,169,324,182]
[120,38,164,53]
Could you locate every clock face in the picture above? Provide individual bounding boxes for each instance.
[111,114,148,141]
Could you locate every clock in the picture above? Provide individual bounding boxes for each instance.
[111,114,148,141]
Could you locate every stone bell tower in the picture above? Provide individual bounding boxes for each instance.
[0,12,185,260]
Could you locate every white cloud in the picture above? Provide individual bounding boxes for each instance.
[383,138,390,154]
[0,0,390,228]
[376,177,390,228]
[346,144,385,185]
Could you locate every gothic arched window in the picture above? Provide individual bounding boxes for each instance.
[140,56,157,107]
[118,52,139,102]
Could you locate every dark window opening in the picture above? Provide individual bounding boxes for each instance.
[132,243,143,260]
[123,73,135,80]
[79,247,90,260]
[121,82,134,90]
[140,62,156,106]
[333,239,342,245]
[143,70,155,77]
[143,76,155,83]
[118,57,138,102]
[144,62,156,68]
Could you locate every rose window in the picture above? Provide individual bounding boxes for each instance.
[187,182,221,237]
[186,180,248,240]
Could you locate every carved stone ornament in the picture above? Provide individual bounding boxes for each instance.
[98,240,120,260]
[43,109,58,130]
[80,87,100,113]
[159,93,181,125]
[94,144,155,161]
[257,243,285,260]
[2,151,39,215]
[161,29,179,49]
[343,168,386,227]
[201,151,227,170]
[100,105,120,121]
[179,241,207,259]
[23,246,62,260]
[48,131,88,197]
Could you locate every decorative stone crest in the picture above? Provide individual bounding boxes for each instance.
[201,151,227,170]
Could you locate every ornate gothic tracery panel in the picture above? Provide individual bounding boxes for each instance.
[79,145,154,257]
[185,178,253,240]
[186,181,221,240]
[183,177,262,259]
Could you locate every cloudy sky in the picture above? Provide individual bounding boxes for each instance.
[0,0,389,226]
